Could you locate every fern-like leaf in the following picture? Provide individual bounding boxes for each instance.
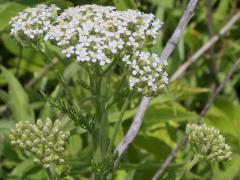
[44,95,93,130]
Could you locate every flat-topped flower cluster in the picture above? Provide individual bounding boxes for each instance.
[10,4,168,95]
[186,124,232,162]
[9,118,70,168]
[10,4,59,45]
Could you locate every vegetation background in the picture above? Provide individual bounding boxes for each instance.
[0,0,240,179]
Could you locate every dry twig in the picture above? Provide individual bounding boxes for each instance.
[206,0,217,80]
[170,12,240,81]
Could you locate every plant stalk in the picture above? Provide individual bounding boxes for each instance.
[91,66,109,179]
[46,167,54,180]
[177,155,199,180]
[107,93,131,155]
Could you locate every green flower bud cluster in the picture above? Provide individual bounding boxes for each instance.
[9,118,70,168]
[186,124,232,162]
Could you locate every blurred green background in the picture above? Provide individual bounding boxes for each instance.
[1,0,240,179]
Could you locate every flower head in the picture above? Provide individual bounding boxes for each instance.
[10,4,168,95]
[44,4,167,95]
[186,124,232,162]
[124,51,168,95]
[9,118,70,168]
[10,4,59,45]
[45,5,163,64]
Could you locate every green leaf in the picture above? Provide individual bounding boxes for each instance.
[1,33,45,64]
[134,135,171,161]
[113,0,137,10]
[0,119,15,134]
[205,97,240,153]
[0,89,9,103]
[143,103,197,125]
[10,159,35,178]
[168,81,210,100]
[63,62,81,82]
[210,154,240,180]
[149,0,173,8]
[114,169,135,180]
[1,67,34,122]
[152,6,164,54]
[1,33,21,56]
[49,0,74,8]
[0,2,26,32]
[67,134,83,156]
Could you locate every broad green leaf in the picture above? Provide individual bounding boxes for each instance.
[168,81,210,100]
[205,97,240,152]
[113,0,137,10]
[0,2,26,32]
[142,124,177,148]
[67,134,83,156]
[1,33,45,65]
[114,170,129,180]
[109,89,199,124]
[0,89,9,103]
[205,98,240,137]
[25,168,46,180]
[0,119,15,133]
[134,135,171,161]
[10,159,34,178]
[2,144,21,169]
[142,103,197,127]
[1,33,21,56]
[1,67,34,122]
[148,0,173,8]
[63,61,81,82]
[114,169,135,180]
[152,5,165,54]
[215,0,229,18]
[50,0,74,8]
[211,154,240,180]
[110,101,197,125]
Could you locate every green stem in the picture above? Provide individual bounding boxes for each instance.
[91,66,108,177]
[46,168,54,180]
[107,92,131,154]
[39,44,73,106]
[177,155,199,180]
[16,45,23,77]
[102,62,114,76]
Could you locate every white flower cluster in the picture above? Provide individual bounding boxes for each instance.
[45,5,162,64]
[10,4,59,44]
[9,118,70,168]
[124,51,168,95]
[10,4,168,95]
[186,124,232,162]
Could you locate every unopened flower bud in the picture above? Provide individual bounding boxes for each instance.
[9,117,69,168]
[186,124,232,162]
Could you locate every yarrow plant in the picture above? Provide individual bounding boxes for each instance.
[9,3,168,179]
[9,118,70,169]
[6,1,239,180]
